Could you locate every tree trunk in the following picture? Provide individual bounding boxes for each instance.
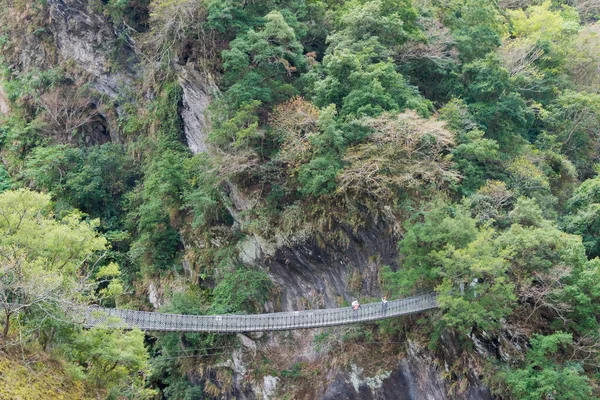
[2,311,11,339]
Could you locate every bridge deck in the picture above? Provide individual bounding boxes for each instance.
[84,293,438,332]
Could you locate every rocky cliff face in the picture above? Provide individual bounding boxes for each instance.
[208,328,493,400]
[239,223,397,311]
[178,63,217,154]
[6,2,494,398]
[14,1,216,150]
[50,0,215,152]
[48,0,137,98]
[220,181,493,398]
[320,340,491,400]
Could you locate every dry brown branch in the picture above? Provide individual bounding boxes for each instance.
[396,18,459,67]
[0,250,65,339]
[570,333,600,368]
[140,0,220,83]
[471,180,515,223]
[337,111,459,212]
[146,0,204,62]
[270,97,319,169]
[477,180,514,208]
[36,86,99,144]
[565,23,600,91]
[519,265,573,325]
[567,0,600,20]
[499,40,544,78]
[214,147,262,178]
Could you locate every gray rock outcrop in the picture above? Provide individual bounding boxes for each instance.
[231,210,396,311]
[0,86,10,115]
[178,64,218,153]
[321,341,492,400]
[48,0,137,97]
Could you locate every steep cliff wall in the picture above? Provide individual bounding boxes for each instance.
[320,340,491,400]
[48,0,137,98]
[204,326,493,400]
[47,1,215,151]
[0,1,494,398]
[240,223,397,311]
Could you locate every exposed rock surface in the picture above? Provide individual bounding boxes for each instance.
[240,223,398,311]
[178,64,218,154]
[12,2,214,153]
[262,376,279,400]
[0,86,10,115]
[321,353,491,400]
[224,335,492,400]
[225,205,494,399]
[147,282,164,310]
[18,33,52,71]
[48,0,137,97]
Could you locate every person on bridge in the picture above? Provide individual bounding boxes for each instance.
[381,296,388,314]
[352,300,360,319]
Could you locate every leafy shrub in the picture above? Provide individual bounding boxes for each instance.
[210,267,273,314]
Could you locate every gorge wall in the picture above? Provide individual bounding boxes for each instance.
[0,1,495,398]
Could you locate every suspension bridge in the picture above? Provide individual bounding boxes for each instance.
[84,292,438,332]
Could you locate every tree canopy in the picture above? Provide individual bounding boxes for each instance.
[3,0,600,397]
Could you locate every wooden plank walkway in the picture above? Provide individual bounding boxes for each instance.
[83,293,438,332]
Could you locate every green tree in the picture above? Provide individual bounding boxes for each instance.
[563,175,600,258]
[0,189,109,338]
[383,203,515,336]
[209,100,260,149]
[443,0,505,63]
[71,326,152,399]
[128,182,184,276]
[504,332,592,400]
[221,10,306,112]
[506,1,579,43]
[309,0,431,117]
[441,98,503,195]
[435,228,515,335]
[382,203,478,295]
[23,145,80,198]
[24,144,141,231]
[496,199,591,332]
[461,54,533,146]
[0,189,148,396]
[0,164,12,193]
[385,198,590,337]
[210,267,273,314]
[452,129,501,195]
[127,84,189,277]
[501,1,579,103]
[562,258,600,334]
[295,104,344,197]
[545,91,600,178]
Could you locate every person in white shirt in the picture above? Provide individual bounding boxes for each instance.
[352,300,360,319]
[381,296,388,314]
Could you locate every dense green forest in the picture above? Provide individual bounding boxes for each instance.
[1,0,600,398]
